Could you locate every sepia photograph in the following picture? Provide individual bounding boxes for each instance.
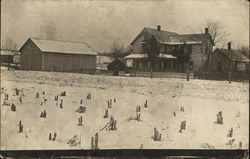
[0,0,249,158]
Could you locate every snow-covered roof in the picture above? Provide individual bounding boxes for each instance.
[21,38,97,55]
[0,50,19,55]
[161,41,202,45]
[124,53,176,59]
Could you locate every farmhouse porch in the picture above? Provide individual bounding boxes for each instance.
[124,53,188,72]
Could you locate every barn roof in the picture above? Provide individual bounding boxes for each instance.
[214,48,249,62]
[21,38,97,55]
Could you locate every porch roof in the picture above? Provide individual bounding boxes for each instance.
[161,41,202,45]
[124,53,177,59]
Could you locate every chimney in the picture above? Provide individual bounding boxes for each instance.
[205,28,209,34]
[228,42,231,50]
[157,25,161,31]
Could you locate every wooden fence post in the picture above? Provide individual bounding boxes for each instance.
[95,133,99,150]
[91,137,95,149]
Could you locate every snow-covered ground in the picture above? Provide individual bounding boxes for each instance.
[0,70,249,150]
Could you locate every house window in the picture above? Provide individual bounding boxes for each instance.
[142,42,148,53]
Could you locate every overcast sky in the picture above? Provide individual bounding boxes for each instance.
[1,0,249,52]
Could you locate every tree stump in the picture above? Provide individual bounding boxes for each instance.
[15,88,19,96]
[153,127,161,141]
[60,91,66,97]
[78,116,83,126]
[179,120,186,133]
[19,124,23,133]
[109,116,117,130]
[61,91,66,96]
[76,106,86,113]
[136,106,141,112]
[104,109,108,118]
[180,107,185,112]
[52,132,57,141]
[11,104,16,111]
[40,112,44,118]
[217,111,223,124]
[86,93,91,99]
[136,112,140,121]
[227,127,233,137]
[19,96,22,103]
[60,102,63,109]
[5,94,9,100]
[91,137,95,149]
[107,100,111,108]
[43,110,47,118]
[49,133,52,140]
[144,100,148,108]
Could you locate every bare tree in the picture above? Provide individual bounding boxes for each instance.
[1,38,18,70]
[1,37,18,51]
[147,35,160,78]
[200,19,230,46]
[238,46,249,59]
[196,20,230,71]
[109,41,125,60]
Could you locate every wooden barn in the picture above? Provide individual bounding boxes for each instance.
[19,38,97,73]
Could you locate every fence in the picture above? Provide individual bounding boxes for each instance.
[194,71,249,82]
[130,71,193,79]
[97,70,193,79]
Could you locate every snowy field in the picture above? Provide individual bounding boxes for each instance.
[0,70,249,150]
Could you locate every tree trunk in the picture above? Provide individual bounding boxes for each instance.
[150,61,153,79]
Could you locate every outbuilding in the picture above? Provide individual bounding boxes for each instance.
[19,38,97,73]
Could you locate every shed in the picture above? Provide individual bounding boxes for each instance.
[0,50,15,64]
[107,58,126,71]
[210,46,249,73]
[19,38,97,73]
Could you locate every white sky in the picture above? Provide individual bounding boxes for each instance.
[1,0,249,52]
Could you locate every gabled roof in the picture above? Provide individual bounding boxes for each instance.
[169,34,215,45]
[214,48,249,62]
[20,38,97,55]
[130,27,178,45]
[130,27,214,46]
[144,28,178,42]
